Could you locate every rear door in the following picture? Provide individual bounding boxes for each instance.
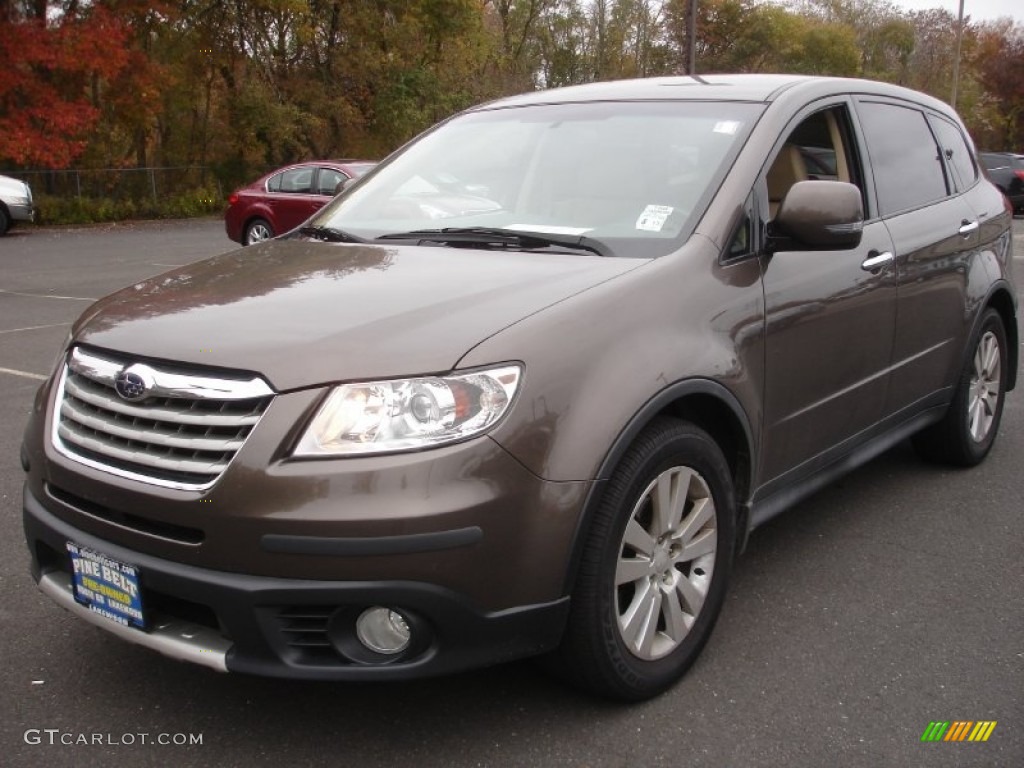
[268,166,321,233]
[853,99,980,415]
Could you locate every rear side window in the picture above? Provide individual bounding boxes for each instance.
[929,116,978,191]
[857,101,948,216]
[278,168,313,194]
[979,153,1004,172]
[317,168,347,196]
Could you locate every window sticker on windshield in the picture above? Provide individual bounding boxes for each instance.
[713,121,741,135]
[635,205,674,232]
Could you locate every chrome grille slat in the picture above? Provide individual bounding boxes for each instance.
[52,348,274,490]
[60,399,247,452]
[65,376,263,426]
[68,347,274,400]
[59,419,231,474]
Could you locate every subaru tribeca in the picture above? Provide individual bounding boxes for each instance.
[22,75,1017,700]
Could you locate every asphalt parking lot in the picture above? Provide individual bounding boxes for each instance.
[1,217,1022,767]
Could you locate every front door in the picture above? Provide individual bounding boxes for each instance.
[758,103,899,485]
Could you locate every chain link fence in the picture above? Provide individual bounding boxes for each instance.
[3,166,221,202]
[1,166,226,224]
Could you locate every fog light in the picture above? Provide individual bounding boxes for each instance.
[356,607,411,655]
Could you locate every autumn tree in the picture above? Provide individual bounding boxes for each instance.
[975,21,1024,149]
[0,2,132,167]
[3,0,1022,203]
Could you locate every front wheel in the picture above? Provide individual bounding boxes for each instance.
[554,418,736,701]
[912,308,1008,466]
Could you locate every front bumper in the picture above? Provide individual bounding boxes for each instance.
[24,488,570,680]
[6,200,34,223]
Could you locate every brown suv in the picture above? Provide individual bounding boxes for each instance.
[21,75,1017,701]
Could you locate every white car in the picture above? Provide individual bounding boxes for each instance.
[0,173,35,235]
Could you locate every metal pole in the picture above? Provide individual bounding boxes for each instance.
[687,0,698,76]
[951,0,965,107]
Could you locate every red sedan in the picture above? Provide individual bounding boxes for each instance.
[225,160,376,245]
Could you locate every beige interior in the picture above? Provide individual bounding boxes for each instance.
[767,144,808,217]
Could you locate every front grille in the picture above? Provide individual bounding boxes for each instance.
[52,347,274,490]
[46,483,205,544]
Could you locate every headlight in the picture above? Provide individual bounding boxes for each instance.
[293,364,522,456]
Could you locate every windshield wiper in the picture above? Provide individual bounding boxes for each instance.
[296,225,366,243]
[375,227,611,257]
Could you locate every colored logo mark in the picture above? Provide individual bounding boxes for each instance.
[921,721,997,742]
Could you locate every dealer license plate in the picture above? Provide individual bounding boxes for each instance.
[66,542,146,630]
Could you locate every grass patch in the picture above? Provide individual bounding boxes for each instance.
[33,186,223,226]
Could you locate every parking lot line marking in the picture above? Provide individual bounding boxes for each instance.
[0,289,96,301]
[0,366,46,381]
[0,323,70,335]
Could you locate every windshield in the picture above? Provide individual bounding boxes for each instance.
[313,100,762,258]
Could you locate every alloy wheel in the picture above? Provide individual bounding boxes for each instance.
[967,330,1001,443]
[615,465,717,661]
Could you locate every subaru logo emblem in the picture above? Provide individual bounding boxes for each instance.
[114,368,150,401]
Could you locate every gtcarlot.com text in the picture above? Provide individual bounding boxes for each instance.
[24,729,203,746]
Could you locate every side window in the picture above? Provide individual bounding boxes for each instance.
[766,106,861,219]
[726,210,753,260]
[266,173,282,193]
[857,101,949,216]
[279,168,313,194]
[317,168,347,196]
[929,115,978,191]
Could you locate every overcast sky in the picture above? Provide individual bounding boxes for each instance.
[888,0,1023,23]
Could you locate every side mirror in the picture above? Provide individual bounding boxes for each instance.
[770,180,864,251]
[334,177,354,195]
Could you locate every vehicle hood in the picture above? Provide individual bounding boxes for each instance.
[73,239,645,391]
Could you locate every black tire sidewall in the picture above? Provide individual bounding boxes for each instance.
[579,420,736,700]
[952,309,1008,464]
[245,218,271,245]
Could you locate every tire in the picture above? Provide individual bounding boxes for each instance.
[553,418,736,701]
[243,218,273,245]
[912,308,1008,466]
[0,206,10,235]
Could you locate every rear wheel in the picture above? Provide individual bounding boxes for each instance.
[244,218,273,245]
[554,418,736,701]
[913,308,1008,466]
[0,206,10,235]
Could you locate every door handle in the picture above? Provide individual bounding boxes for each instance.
[958,220,979,236]
[861,251,894,271]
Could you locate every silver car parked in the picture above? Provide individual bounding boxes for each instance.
[0,173,35,235]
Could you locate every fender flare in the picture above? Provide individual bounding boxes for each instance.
[560,378,756,596]
[970,281,1018,391]
[244,207,276,236]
